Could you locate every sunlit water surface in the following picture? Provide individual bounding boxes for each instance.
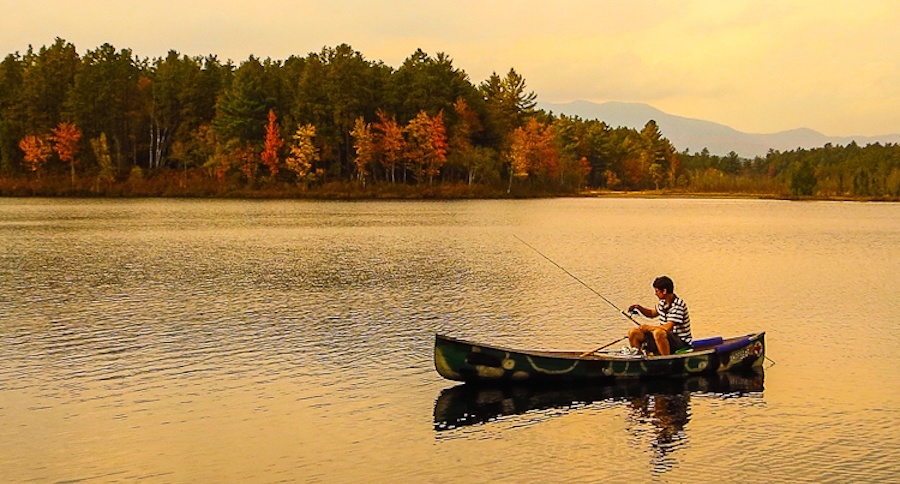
[1,198,897,482]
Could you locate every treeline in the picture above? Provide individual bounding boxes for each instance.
[0,38,897,199]
[679,143,900,198]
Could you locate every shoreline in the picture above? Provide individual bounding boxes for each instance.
[579,190,898,202]
[1,188,896,203]
[2,173,897,202]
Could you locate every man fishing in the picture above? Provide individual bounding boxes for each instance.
[627,276,692,356]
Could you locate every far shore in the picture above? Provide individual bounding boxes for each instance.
[1,183,896,203]
[579,190,897,202]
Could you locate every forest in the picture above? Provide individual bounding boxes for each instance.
[0,38,897,199]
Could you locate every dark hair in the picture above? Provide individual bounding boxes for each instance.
[653,276,674,293]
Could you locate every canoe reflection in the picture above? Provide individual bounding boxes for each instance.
[434,369,764,432]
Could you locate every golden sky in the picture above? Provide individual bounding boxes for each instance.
[2,0,897,136]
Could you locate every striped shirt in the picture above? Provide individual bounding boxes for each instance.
[657,295,692,343]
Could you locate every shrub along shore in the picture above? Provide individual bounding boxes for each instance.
[1,169,895,201]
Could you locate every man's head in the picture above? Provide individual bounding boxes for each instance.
[653,276,674,295]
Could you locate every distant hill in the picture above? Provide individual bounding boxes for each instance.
[538,100,900,158]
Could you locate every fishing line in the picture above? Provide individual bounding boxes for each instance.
[514,235,639,327]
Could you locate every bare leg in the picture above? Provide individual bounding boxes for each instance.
[653,328,670,355]
[628,327,644,349]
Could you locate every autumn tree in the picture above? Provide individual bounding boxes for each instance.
[506,118,558,192]
[285,124,319,184]
[261,109,284,178]
[404,110,448,185]
[49,121,82,185]
[350,117,375,185]
[18,134,52,178]
[373,110,405,184]
[233,143,259,183]
[448,98,483,184]
[425,112,449,184]
[620,134,647,188]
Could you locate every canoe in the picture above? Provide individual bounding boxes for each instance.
[434,332,766,383]
[434,369,764,431]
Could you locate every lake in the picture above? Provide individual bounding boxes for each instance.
[1,197,897,482]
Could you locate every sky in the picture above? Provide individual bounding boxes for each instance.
[1,0,898,137]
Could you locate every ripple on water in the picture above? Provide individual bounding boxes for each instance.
[1,198,898,482]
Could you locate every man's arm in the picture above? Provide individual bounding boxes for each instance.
[629,304,668,332]
[628,304,658,318]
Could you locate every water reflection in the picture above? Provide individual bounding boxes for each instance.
[625,388,692,473]
[435,371,763,472]
[434,370,764,432]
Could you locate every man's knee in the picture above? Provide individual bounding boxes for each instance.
[651,328,668,341]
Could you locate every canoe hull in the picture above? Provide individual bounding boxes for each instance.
[434,332,766,383]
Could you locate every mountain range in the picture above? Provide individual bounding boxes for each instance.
[537,100,900,158]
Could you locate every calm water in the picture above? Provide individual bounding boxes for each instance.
[0,198,897,482]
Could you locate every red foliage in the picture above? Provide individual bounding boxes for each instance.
[49,121,83,185]
[261,109,284,177]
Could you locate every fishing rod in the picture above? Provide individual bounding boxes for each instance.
[514,235,640,327]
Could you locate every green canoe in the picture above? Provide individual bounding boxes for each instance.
[434,332,766,383]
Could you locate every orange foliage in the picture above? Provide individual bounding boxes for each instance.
[50,122,82,165]
[373,110,405,183]
[19,135,52,176]
[508,119,558,181]
[49,121,83,185]
[405,110,448,185]
[285,124,319,182]
[234,145,259,182]
[261,109,284,178]
[350,117,375,183]
[451,98,480,151]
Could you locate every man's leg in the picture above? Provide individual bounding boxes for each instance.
[628,327,645,349]
[652,328,671,355]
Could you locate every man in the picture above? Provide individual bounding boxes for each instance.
[627,276,692,356]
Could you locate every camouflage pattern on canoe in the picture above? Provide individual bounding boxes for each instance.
[434,332,765,383]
